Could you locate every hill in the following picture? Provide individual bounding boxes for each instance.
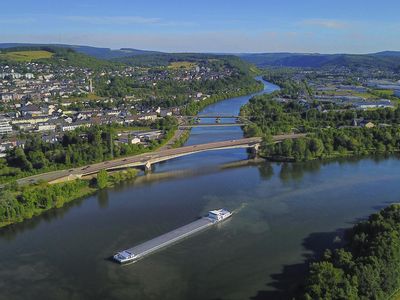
[373,51,400,57]
[0,43,160,60]
[238,52,400,70]
[0,46,117,69]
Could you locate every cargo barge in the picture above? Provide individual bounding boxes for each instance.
[113,209,232,264]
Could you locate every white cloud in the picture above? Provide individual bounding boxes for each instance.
[61,15,196,27]
[301,18,349,29]
[63,15,162,25]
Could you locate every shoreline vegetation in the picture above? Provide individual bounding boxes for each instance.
[303,203,400,300]
[0,169,138,228]
[171,129,191,148]
[182,80,263,116]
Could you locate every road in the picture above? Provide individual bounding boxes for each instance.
[15,134,305,186]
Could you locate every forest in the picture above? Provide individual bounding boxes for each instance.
[303,204,400,300]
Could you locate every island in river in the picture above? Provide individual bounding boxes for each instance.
[1,78,400,300]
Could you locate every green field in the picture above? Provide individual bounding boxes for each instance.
[168,61,197,70]
[0,50,54,62]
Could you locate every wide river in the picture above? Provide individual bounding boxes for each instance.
[1,78,400,300]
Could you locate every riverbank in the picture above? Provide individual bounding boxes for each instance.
[0,168,138,228]
[183,80,264,115]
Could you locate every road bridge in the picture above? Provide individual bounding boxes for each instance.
[15,134,305,186]
[179,123,246,128]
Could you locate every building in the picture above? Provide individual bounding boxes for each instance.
[19,105,42,117]
[36,123,56,132]
[117,135,141,145]
[61,120,92,132]
[360,121,375,128]
[0,93,13,102]
[160,108,173,117]
[137,113,158,121]
[354,100,395,110]
[134,130,163,141]
[0,118,12,135]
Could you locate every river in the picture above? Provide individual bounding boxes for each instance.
[1,78,400,300]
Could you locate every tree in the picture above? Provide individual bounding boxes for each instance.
[96,170,109,189]
[305,261,358,300]
[11,148,33,171]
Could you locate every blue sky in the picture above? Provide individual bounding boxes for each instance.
[1,0,399,53]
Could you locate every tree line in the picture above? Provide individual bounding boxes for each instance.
[242,93,400,161]
[304,204,400,299]
[0,168,138,227]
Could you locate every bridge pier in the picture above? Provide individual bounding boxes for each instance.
[144,161,152,172]
[249,143,261,158]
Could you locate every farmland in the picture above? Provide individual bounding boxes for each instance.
[0,50,54,62]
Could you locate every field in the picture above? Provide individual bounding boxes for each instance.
[168,61,197,70]
[0,50,54,62]
[322,90,379,100]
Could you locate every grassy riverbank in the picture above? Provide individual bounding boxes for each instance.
[0,169,138,228]
[171,129,191,148]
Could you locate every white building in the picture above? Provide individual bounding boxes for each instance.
[0,118,13,135]
[61,121,91,132]
[117,136,141,145]
[36,123,56,132]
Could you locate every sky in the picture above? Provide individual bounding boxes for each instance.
[0,0,399,53]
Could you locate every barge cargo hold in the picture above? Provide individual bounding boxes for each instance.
[113,209,232,264]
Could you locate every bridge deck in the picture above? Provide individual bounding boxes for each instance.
[179,123,245,128]
[14,134,305,186]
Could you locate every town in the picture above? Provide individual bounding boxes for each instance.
[0,50,254,157]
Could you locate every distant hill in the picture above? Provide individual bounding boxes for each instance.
[113,52,221,66]
[0,43,161,60]
[0,45,117,68]
[1,43,400,70]
[238,52,400,70]
[373,51,400,57]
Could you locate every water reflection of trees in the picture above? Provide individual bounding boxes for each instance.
[97,190,109,208]
[278,161,321,182]
[257,163,274,180]
[0,196,89,241]
[251,228,346,299]
[275,154,400,183]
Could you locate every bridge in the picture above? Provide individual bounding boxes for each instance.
[178,115,252,129]
[179,123,246,128]
[15,134,305,186]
